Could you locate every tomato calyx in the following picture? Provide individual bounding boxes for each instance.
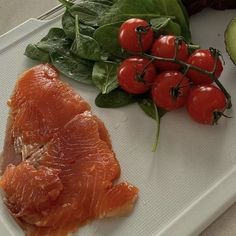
[137,58,155,82]
[135,25,151,34]
[135,25,152,53]
[170,83,191,99]
[212,111,232,125]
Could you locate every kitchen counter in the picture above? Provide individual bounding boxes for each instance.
[0,0,235,235]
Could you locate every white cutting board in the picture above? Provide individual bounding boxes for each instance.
[0,8,236,236]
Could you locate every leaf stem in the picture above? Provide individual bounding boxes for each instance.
[152,104,160,152]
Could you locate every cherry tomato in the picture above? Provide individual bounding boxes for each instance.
[118,57,156,94]
[187,49,223,85]
[119,18,154,53]
[151,35,188,71]
[187,85,227,124]
[151,71,190,111]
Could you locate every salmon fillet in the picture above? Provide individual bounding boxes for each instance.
[0,64,138,236]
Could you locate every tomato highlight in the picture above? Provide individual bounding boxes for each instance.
[119,18,154,53]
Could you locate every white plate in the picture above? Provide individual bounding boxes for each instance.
[0,8,236,236]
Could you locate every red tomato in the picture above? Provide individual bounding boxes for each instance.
[118,57,156,94]
[151,71,190,111]
[151,35,188,71]
[119,18,154,53]
[187,85,227,124]
[187,49,223,85]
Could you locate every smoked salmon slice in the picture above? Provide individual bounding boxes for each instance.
[0,64,138,236]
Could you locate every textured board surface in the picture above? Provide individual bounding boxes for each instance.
[0,9,236,236]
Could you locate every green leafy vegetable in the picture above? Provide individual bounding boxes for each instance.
[99,0,191,41]
[24,44,50,62]
[150,17,172,32]
[150,17,181,36]
[152,104,160,152]
[50,51,94,84]
[58,0,74,8]
[138,98,167,119]
[71,15,107,61]
[95,89,137,108]
[36,28,72,52]
[92,61,119,94]
[69,0,111,27]
[62,10,76,39]
[93,21,128,58]
[62,10,96,39]
[138,98,164,151]
[24,28,72,62]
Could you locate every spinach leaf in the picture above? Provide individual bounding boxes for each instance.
[93,21,128,58]
[69,0,111,27]
[71,15,108,61]
[35,28,72,53]
[99,0,191,41]
[24,44,50,62]
[91,0,114,6]
[62,10,76,39]
[62,10,95,39]
[151,17,182,37]
[162,19,182,36]
[95,89,137,108]
[92,61,119,94]
[152,103,160,152]
[155,0,191,41]
[58,0,74,8]
[150,17,172,32]
[138,98,165,152]
[50,51,94,85]
[24,28,72,62]
[138,98,167,119]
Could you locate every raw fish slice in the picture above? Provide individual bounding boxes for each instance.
[0,64,138,236]
[9,64,90,144]
[1,64,90,172]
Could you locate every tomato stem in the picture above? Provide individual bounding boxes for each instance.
[141,51,232,109]
[212,111,232,125]
[136,25,151,54]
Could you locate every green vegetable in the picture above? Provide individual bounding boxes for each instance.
[50,51,94,84]
[62,10,76,39]
[69,0,111,27]
[152,104,160,152]
[138,98,167,119]
[95,89,137,108]
[138,98,164,152]
[58,0,74,8]
[24,28,72,62]
[24,44,50,62]
[99,0,191,41]
[92,61,119,94]
[150,17,172,32]
[71,15,107,61]
[35,28,72,53]
[93,21,128,58]
[62,10,96,40]
[225,17,236,65]
[162,20,182,36]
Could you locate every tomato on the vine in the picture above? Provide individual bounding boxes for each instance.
[118,57,156,94]
[151,35,188,71]
[187,85,227,124]
[151,71,190,111]
[187,49,223,85]
[119,18,154,53]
